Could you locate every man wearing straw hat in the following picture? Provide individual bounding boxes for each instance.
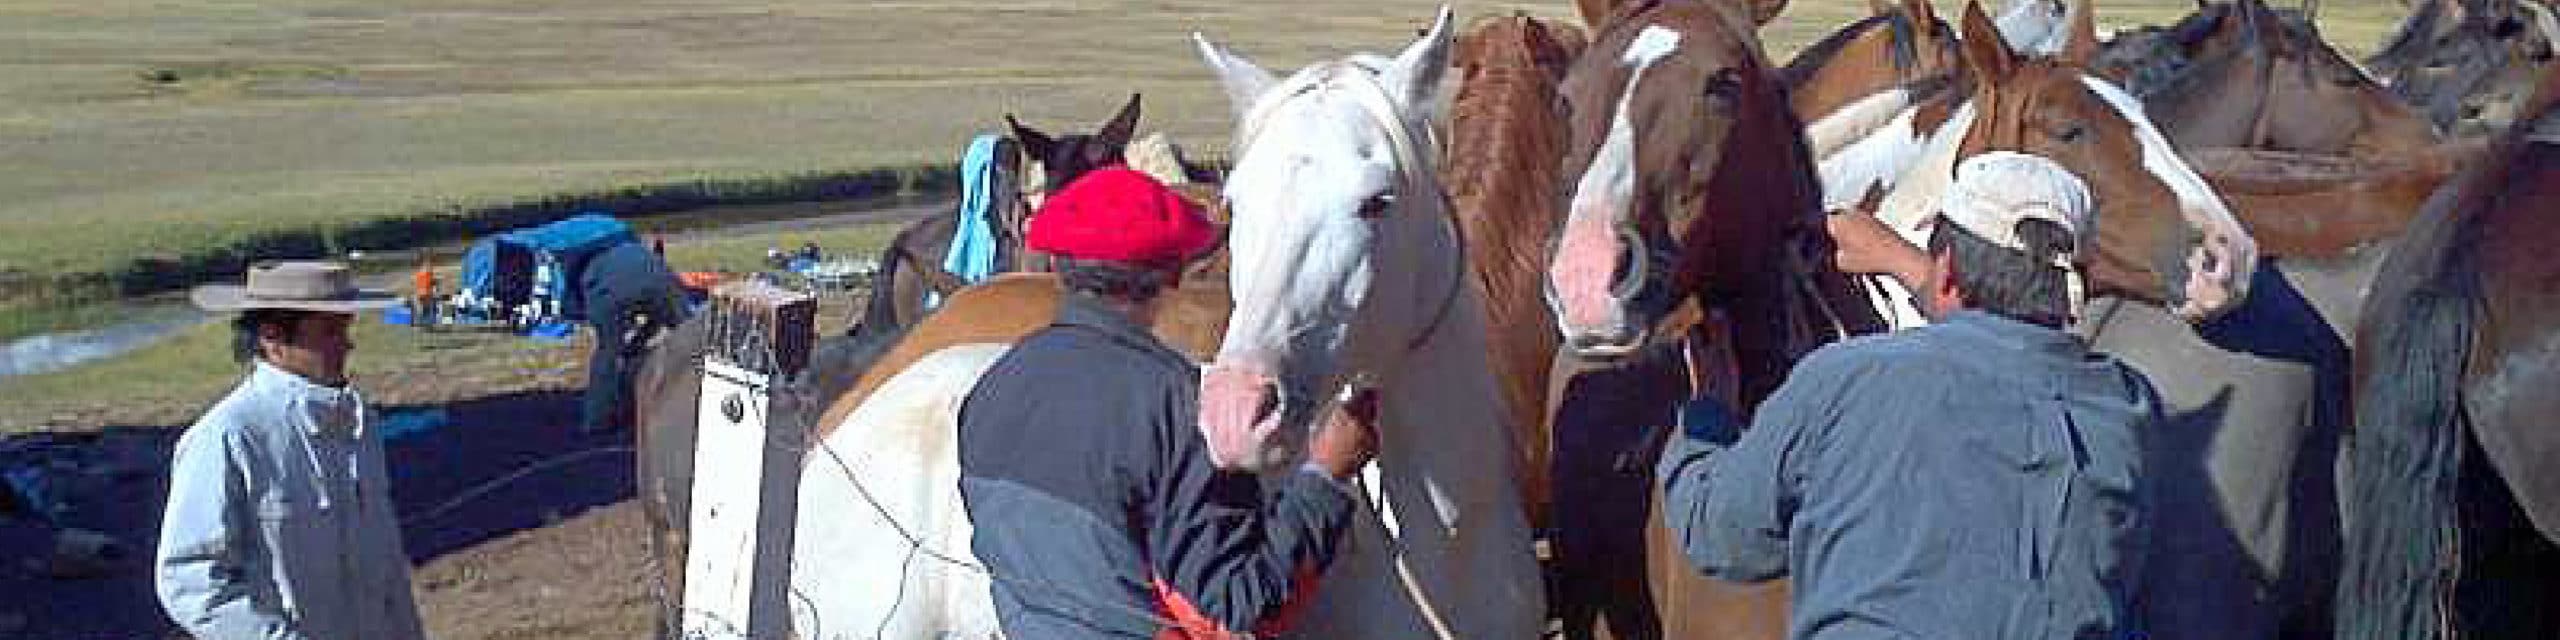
[156,261,425,640]
[1657,152,2163,639]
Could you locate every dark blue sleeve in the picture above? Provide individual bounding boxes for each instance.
[1656,353,1841,582]
[1143,387,1356,633]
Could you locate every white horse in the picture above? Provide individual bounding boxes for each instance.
[1192,7,1546,638]
[785,8,1544,638]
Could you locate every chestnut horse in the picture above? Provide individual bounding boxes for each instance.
[1554,1,2259,637]
[1781,0,1960,149]
[1542,0,1882,637]
[1446,11,1587,529]
[2339,66,2560,640]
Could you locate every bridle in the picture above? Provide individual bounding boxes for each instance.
[1230,60,1469,367]
[1227,59,1470,640]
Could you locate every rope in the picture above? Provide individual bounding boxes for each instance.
[398,446,634,530]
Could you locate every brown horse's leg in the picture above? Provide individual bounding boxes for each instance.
[1548,353,1674,640]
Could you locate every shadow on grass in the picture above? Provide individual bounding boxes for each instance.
[0,388,630,639]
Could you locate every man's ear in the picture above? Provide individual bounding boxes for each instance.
[1928,247,1964,314]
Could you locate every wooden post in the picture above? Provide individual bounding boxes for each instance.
[682,281,816,639]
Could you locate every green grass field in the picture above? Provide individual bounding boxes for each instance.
[0,0,2421,423]
[0,221,903,432]
[0,0,2415,315]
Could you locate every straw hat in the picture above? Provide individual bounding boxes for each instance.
[190,260,402,313]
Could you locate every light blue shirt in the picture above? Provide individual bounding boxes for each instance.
[155,362,424,640]
[1660,311,2159,639]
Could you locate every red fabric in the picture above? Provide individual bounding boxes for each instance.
[1025,167,1217,267]
[1146,562,1325,640]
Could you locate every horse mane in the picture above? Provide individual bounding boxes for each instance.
[1779,12,1924,88]
[2338,64,2560,640]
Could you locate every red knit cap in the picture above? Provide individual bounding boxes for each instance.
[1025,167,1217,267]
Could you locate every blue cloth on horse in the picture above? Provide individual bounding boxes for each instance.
[933,134,1005,308]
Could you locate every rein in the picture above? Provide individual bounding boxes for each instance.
[1228,60,1468,640]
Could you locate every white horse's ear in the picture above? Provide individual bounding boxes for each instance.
[1386,7,1458,119]
[1195,33,1276,121]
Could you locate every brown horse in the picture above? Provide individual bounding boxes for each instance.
[2369,0,2559,134]
[1550,0,2263,636]
[1543,0,1881,637]
[1779,0,1960,131]
[852,94,1144,338]
[2339,65,2560,640]
[1446,11,1587,532]
[2095,0,2441,156]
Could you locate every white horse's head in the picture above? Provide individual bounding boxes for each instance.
[1193,7,1460,471]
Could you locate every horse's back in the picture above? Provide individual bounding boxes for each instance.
[792,343,1011,638]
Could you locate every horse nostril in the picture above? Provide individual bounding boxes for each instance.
[1611,230,1649,296]
[1253,383,1282,425]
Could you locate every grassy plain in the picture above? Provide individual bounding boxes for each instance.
[0,221,900,432]
[0,0,2419,422]
[0,0,2412,314]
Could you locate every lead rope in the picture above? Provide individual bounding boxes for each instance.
[1325,63,1467,640]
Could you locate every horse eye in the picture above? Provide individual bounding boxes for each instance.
[2055,122,2089,143]
[1357,193,1397,219]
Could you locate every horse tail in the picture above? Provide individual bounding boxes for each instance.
[2338,257,2477,640]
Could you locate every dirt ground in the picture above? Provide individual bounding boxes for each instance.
[0,209,892,639]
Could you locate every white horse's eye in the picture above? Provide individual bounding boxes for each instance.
[1357,193,1397,219]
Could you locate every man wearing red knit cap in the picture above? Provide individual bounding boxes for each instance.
[957,167,1377,639]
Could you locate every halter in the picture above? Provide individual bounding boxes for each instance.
[1229,61,1469,362]
[1228,59,1470,640]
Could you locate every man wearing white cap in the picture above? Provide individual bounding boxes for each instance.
[1656,152,2163,638]
[156,261,426,639]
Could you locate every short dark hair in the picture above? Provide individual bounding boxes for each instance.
[1054,258,1176,303]
[1927,217,2077,327]
[231,309,311,363]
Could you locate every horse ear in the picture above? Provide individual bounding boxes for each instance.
[1097,93,1142,150]
[1902,0,1938,24]
[1195,33,1277,121]
[1007,114,1055,162]
[1576,0,1618,30]
[2058,0,2100,66]
[1387,7,1458,119]
[1959,1,2019,79]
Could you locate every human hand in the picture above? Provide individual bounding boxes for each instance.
[1827,187,1920,275]
[1308,386,1380,480]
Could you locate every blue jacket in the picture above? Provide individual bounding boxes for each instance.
[958,293,1355,638]
[1661,311,2160,639]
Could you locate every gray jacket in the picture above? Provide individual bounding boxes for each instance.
[156,362,425,640]
[1661,311,2159,639]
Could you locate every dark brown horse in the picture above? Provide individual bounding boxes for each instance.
[2095,0,2442,156]
[1548,0,2267,636]
[2369,0,2558,134]
[1446,11,1587,532]
[2339,65,2560,640]
[1543,0,1881,637]
[852,94,1145,338]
